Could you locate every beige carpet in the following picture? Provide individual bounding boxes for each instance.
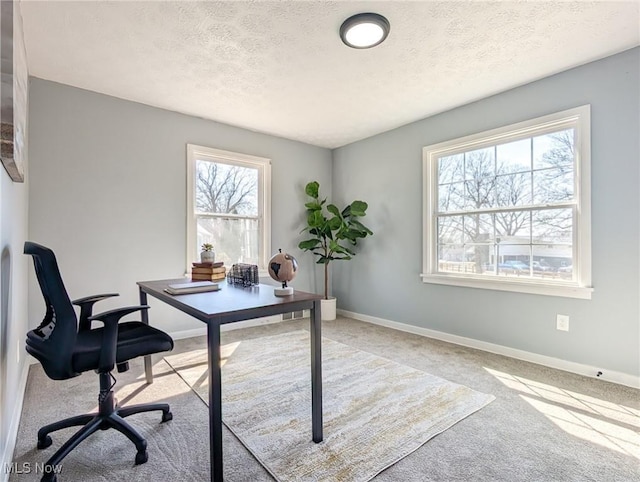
[165,330,495,482]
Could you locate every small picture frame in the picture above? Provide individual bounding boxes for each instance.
[1,0,27,183]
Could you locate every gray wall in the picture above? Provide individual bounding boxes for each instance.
[28,79,332,334]
[332,48,640,377]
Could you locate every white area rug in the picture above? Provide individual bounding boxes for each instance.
[165,331,495,482]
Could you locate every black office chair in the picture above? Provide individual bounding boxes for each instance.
[24,242,174,481]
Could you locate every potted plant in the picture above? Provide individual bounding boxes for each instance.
[200,243,215,263]
[298,181,372,320]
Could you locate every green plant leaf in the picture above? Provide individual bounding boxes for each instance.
[308,210,326,228]
[305,181,319,198]
[328,216,342,230]
[333,255,352,261]
[320,223,333,240]
[305,201,322,210]
[350,219,373,235]
[327,204,341,218]
[350,200,368,216]
[331,242,355,256]
[343,245,356,255]
[298,239,321,250]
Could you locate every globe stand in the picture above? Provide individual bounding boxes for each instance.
[274,281,293,297]
[274,286,294,296]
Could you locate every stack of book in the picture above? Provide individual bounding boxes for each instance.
[191,261,226,282]
[165,281,220,295]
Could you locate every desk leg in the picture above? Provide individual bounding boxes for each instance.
[310,299,323,443]
[139,288,153,384]
[207,322,223,482]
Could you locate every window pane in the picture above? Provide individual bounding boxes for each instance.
[495,172,532,207]
[533,168,574,204]
[438,154,464,184]
[463,178,495,210]
[556,259,574,280]
[495,210,530,243]
[496,243,531,277]
[463,214,494,243]
[196,160,258,215]
[533,129,574,170]
[438,216,463,244]
[532,246,572,278]
[497,138,531,174]
[532,209,572,244]
[464,147,495,181]
[466,244,492,273]
[438,182,464,212]
[197,217,259,266]
[438,245,475,273]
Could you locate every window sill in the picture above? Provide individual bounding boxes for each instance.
[420,273,593,299]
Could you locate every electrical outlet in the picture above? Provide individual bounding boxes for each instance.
[556,314,570,331]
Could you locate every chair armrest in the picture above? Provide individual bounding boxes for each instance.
[73,293,120,332]
[89,305,149,373]
[72,293,120,305]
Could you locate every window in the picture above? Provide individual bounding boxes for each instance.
[187,144,271,273]
[422,106,592,299]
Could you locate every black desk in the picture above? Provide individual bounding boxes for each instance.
[136,279,323,482]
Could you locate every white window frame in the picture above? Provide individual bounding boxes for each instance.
[422,105,593,299]
[186,144,271,275]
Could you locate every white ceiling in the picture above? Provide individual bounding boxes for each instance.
[20,1,640,149]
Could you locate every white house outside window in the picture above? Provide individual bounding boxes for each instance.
[422,106,592,299]
[187,144,271,273]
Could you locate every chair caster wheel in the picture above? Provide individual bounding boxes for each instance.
[161,411,173,423]
[37,435,53,449]
[135,450,148,465]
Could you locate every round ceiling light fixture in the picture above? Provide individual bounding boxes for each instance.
[340,13,390,49]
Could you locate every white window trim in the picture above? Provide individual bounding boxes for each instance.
[421,105,592,299]
[186,144,271,275]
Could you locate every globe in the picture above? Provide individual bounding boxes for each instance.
[268,250,298,290]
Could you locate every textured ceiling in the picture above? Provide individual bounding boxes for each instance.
[20,1,640,148]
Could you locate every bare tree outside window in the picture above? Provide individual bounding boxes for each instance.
[196,162,257,215]
[423,106,591,298]
[436,128,575,279]
[195,160,260,267]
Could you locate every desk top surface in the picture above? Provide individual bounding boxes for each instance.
[137,279,322,323]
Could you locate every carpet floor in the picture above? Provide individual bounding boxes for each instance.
[10,317,640,481]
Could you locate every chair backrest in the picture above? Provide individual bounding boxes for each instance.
[24,242,79,380]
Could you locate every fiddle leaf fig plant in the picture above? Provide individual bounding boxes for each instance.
[298,181,373,300]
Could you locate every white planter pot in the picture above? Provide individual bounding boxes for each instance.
[320,297,336,321]
[200,250,215,263]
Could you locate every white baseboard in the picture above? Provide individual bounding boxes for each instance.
[169,315,284,340]
[337,309,640,390]
[1,361,31,482]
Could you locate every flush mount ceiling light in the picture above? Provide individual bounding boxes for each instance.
[340,13,390,49]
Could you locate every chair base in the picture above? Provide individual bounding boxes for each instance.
[36,372,171,482]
